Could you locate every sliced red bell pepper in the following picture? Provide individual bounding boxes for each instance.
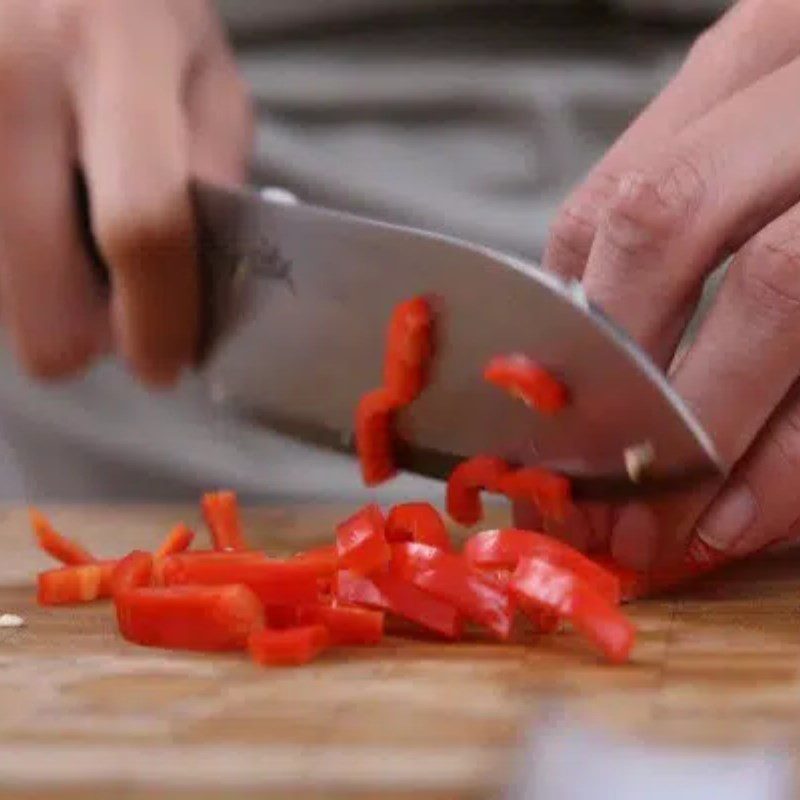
[510,557,636,664]
[385,502,452,551]
[496,468,571,521]
[297,603,384,645]
[446,456,510,526]
[116,584,264,652]
[334,569,462,639]
[154,523,195,560]
[159,552,321,605]
[390,542,515,641]
[335,504,391,576]
[289,544,340,577]
[30,509,95,566]
[483,354,568,414]
[384,296,434,404]
[248,625,329,667]
[464,529,620,604]
[355,388,397,486]
[110,551,153,596]
[37,561,118,605]
[201,491,248,551]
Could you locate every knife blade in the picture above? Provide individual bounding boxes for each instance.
[192,180,725,501]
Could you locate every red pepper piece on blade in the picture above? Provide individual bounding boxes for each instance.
[355,389,397,486]
[297,603,384,645]
[116,585,264,652]
[334,569,462,640]
[483,355,568,414]
[384,296,434,404]
[510,557,636,664]
[464,529,620,604]
[30,509,95,566]
[110,551,154,596]
[37,561,118,605]
[248,625,329,667]
[201,491,248,551]
[159,552,321,606]
[154,523,195,560]
[386,502,452,551]
[497,468,571,521]
[390,542,515,641]
[446,456,510,526]
[335,504,391,576]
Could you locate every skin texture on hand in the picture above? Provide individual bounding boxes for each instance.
[0,0,252,386]
[524,0,800,571]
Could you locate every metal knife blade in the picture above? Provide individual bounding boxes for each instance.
[193,180,726,501]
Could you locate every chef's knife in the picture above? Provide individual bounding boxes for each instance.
[188,180,726,501]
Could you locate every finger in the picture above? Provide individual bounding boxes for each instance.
[612,195,800,568]
[692,385,800,559]
[70,5,198,385]
[544,0,800,281]
[0,33,105,378]
[582,54,800,365]
[186,39,253,185]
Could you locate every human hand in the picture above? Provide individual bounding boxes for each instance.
[0,0,251,385]
[523,0,800,570]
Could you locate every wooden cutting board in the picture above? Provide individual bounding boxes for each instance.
[3,504,800,800]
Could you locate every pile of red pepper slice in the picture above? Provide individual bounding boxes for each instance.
[33,496,639,665]
[30,296,735,669]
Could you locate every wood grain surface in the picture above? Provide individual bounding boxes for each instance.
[3,504,800,799]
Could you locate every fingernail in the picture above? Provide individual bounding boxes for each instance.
[695,483,756,552]
[610,503,660,570]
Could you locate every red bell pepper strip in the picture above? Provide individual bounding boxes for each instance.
[510,557,636,664]
[386,502,452,551]
[334,569,463,639]
[159,552,321,606]
[154,523,195,560]
[116,585,264,652]
[110,551,154,596]
[383,296,434,404]
[289,544,340,577]
[390,542,515,641]
[335,504,391,576]
[355,388,397,486]
[483,355,568,414]
[464,529,620,604]
[297,603,384,645]
[446,456,510,526]
[30,509,95,566]
[496,468,571,521]
[248,625,329,667]
[201,491,248,551]
[37,561,118,605]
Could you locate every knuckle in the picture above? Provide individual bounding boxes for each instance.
[737,234,800,324]
[548,201,598,265]
[601,155,708,260]
[546,173,618,270]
